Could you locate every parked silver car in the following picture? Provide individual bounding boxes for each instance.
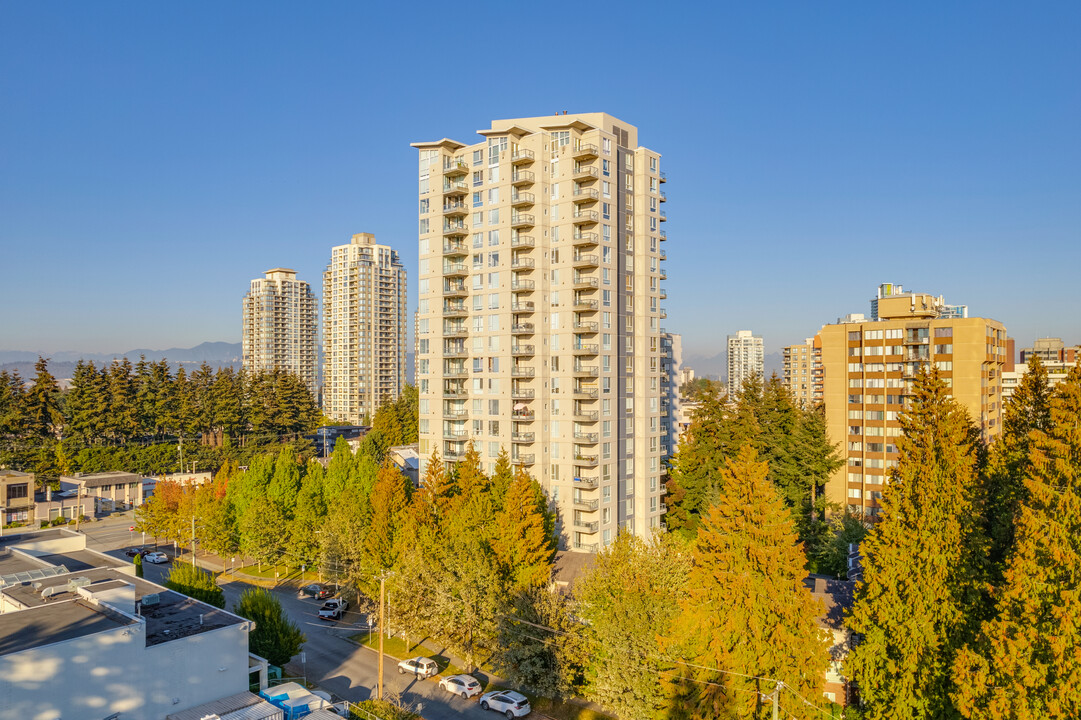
[397,657,438,678]
[438,674,481,699]
[480,690,531,718]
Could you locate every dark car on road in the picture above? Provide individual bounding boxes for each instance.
[124,547,150,558]
[298,583,333,600]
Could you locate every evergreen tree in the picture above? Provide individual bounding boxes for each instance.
[575,532,690,720]
[952,365,1081,719]
[490,447,514,512]
[986,354,1053,571]
[66,360,107,443]
[322,436,354,501]
[106,358,139,443]
[233,588,306,667]
[24,357,63,439]
[0,370,25,439]
[267,445,301,511]
[362,459,411,579]
[847,369,989,719]
[289,463,326,567]
[663,445,829,719]
[492,472,556,591]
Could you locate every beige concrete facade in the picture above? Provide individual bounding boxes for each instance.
[1,470,34,527]
[783,337,823,407]
[322,233,408,424]
[819,290,1007,518]
[413,113,669,552]
[242,268,318,398]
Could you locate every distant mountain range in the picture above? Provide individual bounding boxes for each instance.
[683,350,785,383]
[0,342,243,380]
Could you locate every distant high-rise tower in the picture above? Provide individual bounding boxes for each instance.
[242,268,318,397]
[783,337,823,407]
[322,233,407,424]
[727,330,764,396]
[413,112,669,552]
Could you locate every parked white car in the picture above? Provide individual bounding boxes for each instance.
[480,690,531,718]
[144,551,169,564]
[397,657,438,678]
[439,674,482,699]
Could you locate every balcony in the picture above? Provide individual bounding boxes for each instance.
[511,323,535,334]
[511,148,535,164]
[443,407,467,418]
[572,187,599,204]
[573,541,599,552]
[443,239,467,255]
[442,180,468,196]
[442,200,467,216]
[659,170,667,183]
[573,165,599,181]
[511,170,535,186]
[572,210,599,226]
[512,454,536,466]
[444,428,468,438]
[511,279,535,292]
[573,253,599,268]
[573,276,599,290]
[659,190,667,202]
[572,232,599,248]
[573,476,599,489]
[511,257,535,271]
[572,365,599,379]
[574,409,599,421]
[511,366,535,377]
[575,454,599,467]
[510,301,535,313]
[512,344,535,356]
[512,385,535,399]
[443,159,469,176]
[511,191,535,207]
[511,213,535,228]
[511,235,535,249]
[659,289,667,299]
[444,449,466,461]
[574,431,599,443]
[443,325,468,338]
[659,269,667,280]
[443,285,467,298]
[659,229,667,241]
[573,297,598,311]
[573,386,599,399]
[443,222,468,237]
[659,209,667,221]
[511,432,535,443]
[512,409,535,420]
[442,305,468,318]
[574,519,600,533]
[572,343,599,355]
[443,386,467,397]
[442,263,468,277]
[659,249,667,260]
[443,346,468,358]
[443,367,468,378]
[573,497,599,511]
[573,321,598,332]
[573,143,599,160]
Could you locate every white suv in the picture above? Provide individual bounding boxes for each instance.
[480,690,531,717]
[397,657,438,679]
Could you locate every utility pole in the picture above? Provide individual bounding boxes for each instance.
[772,680,782,720]
[377,574,386,701]
[191,516,197,569]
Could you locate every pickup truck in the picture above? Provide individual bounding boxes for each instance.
[318,597,348,621]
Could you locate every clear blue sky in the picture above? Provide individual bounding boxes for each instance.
[2,2,1078,362]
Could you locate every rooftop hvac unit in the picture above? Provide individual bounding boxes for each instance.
[142,593,161,607]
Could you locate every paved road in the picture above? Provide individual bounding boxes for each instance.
[79,517,507,720]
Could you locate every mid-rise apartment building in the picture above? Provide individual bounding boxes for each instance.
[819,287,1007,518]
[322,233,408,425]
[783,337,823,407]
[1003,337,1079,403]
[241,268,318,397]
[413,113,669,551]
[727,330,764,397]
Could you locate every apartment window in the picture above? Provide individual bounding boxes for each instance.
[602,159,611,176]
[602,181,611,198]
[472,171,483,186]
[488,230,500,245]
[602,137,611,154]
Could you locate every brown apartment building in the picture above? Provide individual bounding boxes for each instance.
[818,285,1007,518]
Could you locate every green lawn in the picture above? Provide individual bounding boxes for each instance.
[235,563,323,583]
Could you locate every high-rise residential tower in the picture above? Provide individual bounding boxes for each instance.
[783,337,823,407]
[413,113,669,552]
[727,330,764,397]
[818,286,1007,519]
[322,233,408,424]
[241,268,318,397]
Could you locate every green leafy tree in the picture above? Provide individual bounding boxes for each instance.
[239,496,287,569]
[952,365,1081,719]
[847,369,989,719]
[233,587,306,667]
[362,459,411,583]
[492,471,556,591]
[575,532,690,720]
[289,464,326,567]
[164,561,225,608]
[813,513,868,579]
[267,446,301,510]
[663,445,830,719]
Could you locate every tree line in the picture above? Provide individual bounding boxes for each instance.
[0,356,322,479]
[846,357,1081,719]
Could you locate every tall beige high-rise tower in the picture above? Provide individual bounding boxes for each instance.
[413,113,669,552]
[242,268,318,397]
[322,233,408,424]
